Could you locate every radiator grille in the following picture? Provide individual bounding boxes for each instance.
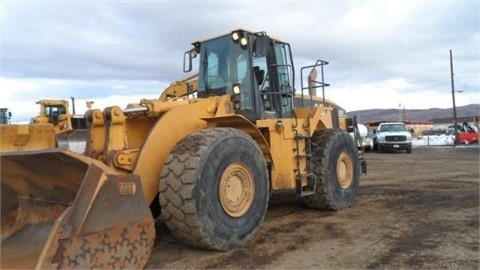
[386,135,407,142]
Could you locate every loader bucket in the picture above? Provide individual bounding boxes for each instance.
[1,149,155,269]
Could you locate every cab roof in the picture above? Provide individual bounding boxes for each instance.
[191,28,284,46]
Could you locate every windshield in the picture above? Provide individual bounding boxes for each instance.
[197,34,254,111]
[45,105,66,116]
[198,38,227,94]
[379,124,408,132]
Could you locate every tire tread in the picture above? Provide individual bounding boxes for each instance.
[303,129,360,210]
[159,128,268,250]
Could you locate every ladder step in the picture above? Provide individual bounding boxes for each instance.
[295,172,317,197]
[294,129,315,196]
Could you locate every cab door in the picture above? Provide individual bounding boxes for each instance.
[272,42,294,118]
[257,41,294,119]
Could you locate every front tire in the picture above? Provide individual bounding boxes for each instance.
[303,130,361,210]
[159,128,269,250]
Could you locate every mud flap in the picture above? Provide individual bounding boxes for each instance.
[347,115,367,174]
[1,150,155,269]
[346,115,362,149]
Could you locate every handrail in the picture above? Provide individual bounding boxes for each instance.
[299,60,330,108]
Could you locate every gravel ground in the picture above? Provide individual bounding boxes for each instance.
[145,146,479,269]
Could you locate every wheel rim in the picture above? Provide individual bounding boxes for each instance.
[336,152,354,189]
[219,162,255,218]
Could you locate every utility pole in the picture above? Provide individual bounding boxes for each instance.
[398,103,402,121]
[450,49,458,145]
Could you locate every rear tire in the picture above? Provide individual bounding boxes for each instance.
[303,129,360,210]
[159,128,269,250]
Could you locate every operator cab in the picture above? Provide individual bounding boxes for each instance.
[43,104,67,125]
[185,29,295,121]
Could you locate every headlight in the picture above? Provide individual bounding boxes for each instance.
[232,32,240,41]
[233,85,241,94]
[231,86,241,110]
[240,37,248,46]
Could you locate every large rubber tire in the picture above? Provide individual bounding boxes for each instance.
[159,128,269,250]
[303,129,361,210]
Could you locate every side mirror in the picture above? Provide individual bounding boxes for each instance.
[254,35,269,57]
[183,49,197,73]
[373,129,377,134]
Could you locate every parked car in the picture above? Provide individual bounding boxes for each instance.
[374,122,412,153]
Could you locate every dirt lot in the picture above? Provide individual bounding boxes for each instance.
[145,147,479,269]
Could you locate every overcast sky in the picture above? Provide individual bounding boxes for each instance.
[1,0,479,123]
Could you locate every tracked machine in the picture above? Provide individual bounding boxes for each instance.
[0,99,87,153]
[0,29,366,269]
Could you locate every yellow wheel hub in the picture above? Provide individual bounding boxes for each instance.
[336,152,354,189]
[219,162,255,218]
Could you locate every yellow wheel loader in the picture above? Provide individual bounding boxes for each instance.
[1,29,366,269]
[0,99,87,153]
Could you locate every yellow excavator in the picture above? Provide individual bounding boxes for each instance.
[1,29,366,269]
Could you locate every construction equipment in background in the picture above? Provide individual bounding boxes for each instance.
[1,29,366,269]
[31,99,74,133]
[0,99,88,153]
[0,108,12,124]
[0,100,59,152]
[32,99,88,153]
[31,99,88,131]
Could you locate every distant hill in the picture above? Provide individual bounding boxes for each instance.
[347,104,480,124]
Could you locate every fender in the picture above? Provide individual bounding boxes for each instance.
[133,98,215,203]
[202,114,273,164]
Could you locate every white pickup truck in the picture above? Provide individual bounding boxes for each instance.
[373,122,412,153]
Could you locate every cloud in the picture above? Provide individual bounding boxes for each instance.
[1,1,478,123]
